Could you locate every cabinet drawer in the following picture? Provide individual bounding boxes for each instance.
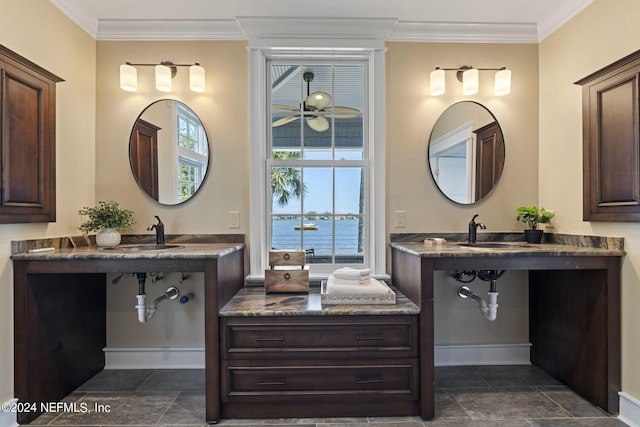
[264,268,309,293]
[221,316,418,358]
[221,358,418,401]
[269,250,305,266]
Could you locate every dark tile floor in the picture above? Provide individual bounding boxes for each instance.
[27,366,627,426]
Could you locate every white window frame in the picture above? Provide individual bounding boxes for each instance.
[174,104,208,202]
[248,46,386,280]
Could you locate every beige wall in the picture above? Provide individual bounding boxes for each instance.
[5,0,638,410]
[96,41,248,233]
[0,0,96,403]
[99,40,536,349]
[96,41,248,348]
[386,42,539,345]
[539,0,640,400]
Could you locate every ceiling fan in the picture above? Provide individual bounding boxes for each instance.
[272,71,361,132]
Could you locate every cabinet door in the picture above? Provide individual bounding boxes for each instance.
[0,46,61,223]
[577,49,640,221]
[130,119,160,201]
[473,121,504,201]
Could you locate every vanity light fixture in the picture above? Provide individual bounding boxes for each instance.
[119,61,205,92]
[430,65,511,96]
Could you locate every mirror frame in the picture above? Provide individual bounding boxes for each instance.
[129,99,210,206]
[427,101,504,205]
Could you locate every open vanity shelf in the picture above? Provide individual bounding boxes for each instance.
[390,237,625,418]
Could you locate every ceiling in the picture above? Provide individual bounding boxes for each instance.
[50,0,593,42]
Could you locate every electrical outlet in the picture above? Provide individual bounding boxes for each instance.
[395,210,406,228]
[229,211,240,229]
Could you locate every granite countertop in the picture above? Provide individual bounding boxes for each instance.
[390,239,626,258]
[10,242,245,261]
[220,285,420,317]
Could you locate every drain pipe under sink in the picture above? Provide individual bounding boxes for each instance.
[136,285,180,323]
[457,285,499,321]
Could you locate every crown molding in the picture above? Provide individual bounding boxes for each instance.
[237,17,397,49]
[537,0,594,41]
[96,19,243,40]
[49,0,596,43]
[49,0,98,38]
[388,21,538,43]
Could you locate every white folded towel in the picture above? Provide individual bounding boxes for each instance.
[329,276,371,286]
[332,267,372,280]
[326,275,390,295]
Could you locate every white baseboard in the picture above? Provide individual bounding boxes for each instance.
[104,347,205,369]
[0,398,19,427]
[434,343,532,366]
[619,392,640,427]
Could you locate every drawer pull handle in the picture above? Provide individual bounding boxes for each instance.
[284,273,291,280]
[258,378,286,386]
[356,334,384,341]
[356,376,384,384]
[283,253,290,260]
[256,335,285,342]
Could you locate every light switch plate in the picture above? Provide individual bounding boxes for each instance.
[229,211,240,229]
[395,210,406,228]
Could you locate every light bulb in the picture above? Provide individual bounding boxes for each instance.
[190,64,205,92]
[430,68,445,96]
[494,68,511,96]
[462,68,478,95]
[120,63,137,92]
[155,64,172,92]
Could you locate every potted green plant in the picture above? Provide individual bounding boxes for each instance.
[515,206,555,244]
[78,200,136,247]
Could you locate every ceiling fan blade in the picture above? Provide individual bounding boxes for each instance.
[323,106,361,119]
[306,115,330,132]
[306,91,331,110]
[272,115,300,127]
[272,104,301,112]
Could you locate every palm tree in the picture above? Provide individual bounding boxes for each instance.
[271,151,305,207]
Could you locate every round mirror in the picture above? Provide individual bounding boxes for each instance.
[129,100,210,205]
[428,101,504,204]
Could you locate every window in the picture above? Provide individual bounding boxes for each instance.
[269,64,366,268]
[176,104,207,201]
[249,47,386,278]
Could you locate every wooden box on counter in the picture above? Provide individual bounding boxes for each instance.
[268,249,306,266]
[265,250,309,293]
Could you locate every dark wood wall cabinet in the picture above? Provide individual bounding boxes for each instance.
[0,45,62,223]
[576,49,640,222]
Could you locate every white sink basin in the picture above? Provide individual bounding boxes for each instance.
[458,242,529,249]
[102,244,184,251]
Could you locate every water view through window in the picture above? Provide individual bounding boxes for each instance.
[269,63,366,265]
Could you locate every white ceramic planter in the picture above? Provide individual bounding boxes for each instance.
[96,228,121,247]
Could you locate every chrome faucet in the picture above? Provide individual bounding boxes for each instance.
[468,214,486,244]
[147,215,165,245]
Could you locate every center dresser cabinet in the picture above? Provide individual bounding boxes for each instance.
[218,286,421,419]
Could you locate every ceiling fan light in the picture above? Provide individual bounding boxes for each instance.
[462,68,478,95]
[306,91,331,109]
[190,64,205,92]
[120,63,137,92]
[430,68,445,96]
[494,68,511,96]
[155,64,172,92]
